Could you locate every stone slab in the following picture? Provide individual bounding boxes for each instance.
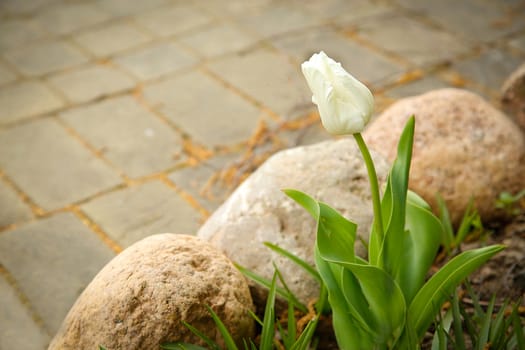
[385,76,451,99]
[60,96,184,178]
[304,0,392,22]
[453,48,524,91]
[34,2,111,35]
[0,62,16,86]
[356,13,466,66]
[0,180,33,228]
[114,42,198,81]
[0,19,46,51]
[143,71,261,147]
[81,181,202,247]
[74,22,152,57]
[48,64,135,104]
[0,80,64,125]
[134,3,213,37]
[0,212,115,333]
[95,0,169,17]
[0,0,56,15]
[0,276,50,349]
[180,23,258,58]
[271,27,404,87]
[0,119,122,211]
[208,48,311,120]
[4,40,88,77]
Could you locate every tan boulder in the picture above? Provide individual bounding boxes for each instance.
[501,62,525,130]
[364,88,525,225]
[49,234,254,350]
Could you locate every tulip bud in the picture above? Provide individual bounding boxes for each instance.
[301,51,374,135]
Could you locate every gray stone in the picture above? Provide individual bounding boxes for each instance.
[356,13,466,66]
[134,3,213,37]
[198,139,390,307]
[48,65,135,104]
[95,0,170,17]
[271,27,404,87]
[115,42,198,80]
[453,48,524,92]
[364,88,525,225]
[4,40,88,77]
[180,23,258,58]
[0,62,16,86]
[143,71,261,148]
[0,276,51,349]
[320,0,392,23]
[0,213,115,333]
[0,119,122,211]
[81,181,202,247]
[34,2,111,35]
[0,81,64,125]
[509,34,525,53]
[501,62,525,130]
[385,76,451,99]
[0,0,56,15]
[60,96,183,177]
[235,3,320,39]
[0,180,33,228]
[49,234,255,350]
[0,19,46,51]
[208,48,312,120]
[74,22,152,57]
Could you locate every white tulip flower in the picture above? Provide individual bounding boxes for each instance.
[301,51,374,135]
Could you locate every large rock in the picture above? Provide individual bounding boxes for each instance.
[49,234,254,350]
[198,139,390,308]
[501,62,525,130]
[364,88,525,225]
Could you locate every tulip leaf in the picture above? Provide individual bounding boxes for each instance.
[393,190,443,304]
[283,189,320,219]
[406,244,505,341]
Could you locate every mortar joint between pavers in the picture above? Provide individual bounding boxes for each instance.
[159,174,210,219]
[0,171,45,218]
[70,206,123,253]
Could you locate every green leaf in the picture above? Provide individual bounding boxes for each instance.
[393,191,443,304]
[161,344,208,350]
[264,242,321,282]
[452,290,466,349]
[436,193,454,251]
[206,305,239,350]
[283,189,320,219]
[406,244,505,341]
[176,320,220,350]
[259,272,277,350]
[477,294,496,350]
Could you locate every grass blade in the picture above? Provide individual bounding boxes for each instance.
[264,242,321,282]
[206,305,239,350]
[259,272,277,350]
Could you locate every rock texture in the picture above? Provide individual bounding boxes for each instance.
[198,139,390,308]
[364,88,525,225]
[501,62,525,130]
[49,234,254,350]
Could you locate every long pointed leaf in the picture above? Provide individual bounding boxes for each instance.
[407,245,505,340]
[206,305,239,350]
[264,242,321,282]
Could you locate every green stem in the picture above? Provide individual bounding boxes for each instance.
[353,133,384,242]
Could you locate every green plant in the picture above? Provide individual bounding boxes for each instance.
[496,189,525,216]
[431,282,524,349]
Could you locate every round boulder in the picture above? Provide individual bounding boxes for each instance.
[49,234,255,350]
[198,138,390,308]
[364,88,525,225]
[501,62,525,130]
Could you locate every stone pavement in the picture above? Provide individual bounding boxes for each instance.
[0,0,523,348]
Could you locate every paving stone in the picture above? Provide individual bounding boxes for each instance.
[453,48,525,91]
[81,181,202,247]
[74,22,152,57]
[0,119,122,211]
[0,62,16,86]
[4,40,88,77]
[0,19,47,51]
[509,34,525,53]
[0,180,33,228]
[60,96,183,178]
[48,64,135,103]
[0,81,64,125]
[34,2,111,35]
[134,3,213,37]
[0,0,57,15]
[197,0,272,17]
[0,212,115,333]
[396,0,525,42]
[299,0,392,22]
[385,76,451,99]
[180,22,258,58]
[0,276,51,349]
[271,27,405,87]
[355,13,466,66]
[208,48,312,120]
[96,0,170,17]
[235,3,320,38]
[143,71,261,147]
[114,42,198,81]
